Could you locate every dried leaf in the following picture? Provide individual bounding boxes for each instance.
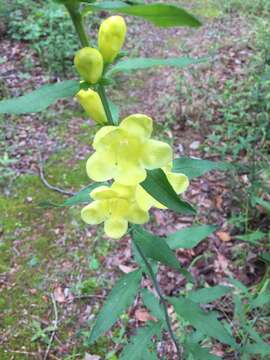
[216,231,231,242]
[135,308,156,322]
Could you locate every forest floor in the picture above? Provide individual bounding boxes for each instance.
[0,1,269,359]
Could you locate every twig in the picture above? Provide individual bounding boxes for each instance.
[44,294,59,360]
[38,152,75,196]
[133,241,183,359]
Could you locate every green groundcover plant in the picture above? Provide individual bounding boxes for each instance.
[1,0,270,358]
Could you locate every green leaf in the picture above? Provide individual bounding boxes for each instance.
[250,292,270,309]
[87,3,201,28]
[0,80,79,114]
[132,226,192,280]
[254,197,270,213]
[88,269,142,344]
[260,252,270,263]
[141,169,195,214]
[120,322,161,360]
[132,226,181,271]
[39,183,104,208]
[184,339,221,360]
[108,100,120,125]
[107,57,205,76]
[235,231,266,245]
[187,286,231,304]
[173,157,232,179]
[169,297,237,347]
[141,288,165,322]
[166,225,216,249]
[132,242,158,277]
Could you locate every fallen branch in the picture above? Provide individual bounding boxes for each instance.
[38,152,75,196]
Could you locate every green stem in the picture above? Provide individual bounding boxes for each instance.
[65,1,89,47]
[97,84,114,125]
[133,241,182,359]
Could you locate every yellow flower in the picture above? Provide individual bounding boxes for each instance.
[76,89,107,124]
[136,164,189,210]
[74,47,103,84]
[98,16,127,63]
[81,182,149,239]
[86,114,173,185]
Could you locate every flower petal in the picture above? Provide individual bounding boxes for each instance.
[81,200,108,224]
[115,160,146,185]
[127,204,149,224]
[120,114,153,138]
[136,185,165,210]
[142,139,172,169]
[167,172,189,194]
[93,126,117,149]
[91,186,117,200]
[104,217,128,238]
[86,151,116,181]
[111,182,135,199]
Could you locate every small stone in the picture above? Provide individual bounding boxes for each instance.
[189,141,200,150]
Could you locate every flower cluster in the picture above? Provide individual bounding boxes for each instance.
[82,115,189,238]
[74,16,189,238]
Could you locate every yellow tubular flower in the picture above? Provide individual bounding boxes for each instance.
[98,16,127,63]
[76,89,107,124]
[74,47,103,84]
[81,183,149,239]
[136,165,190,211]
[86,114,173,186]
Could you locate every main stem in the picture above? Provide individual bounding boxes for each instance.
[133,241,182,359]
[65,1,114,125]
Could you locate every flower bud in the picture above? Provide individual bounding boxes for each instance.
[98,16,127,63]
[74,47,103,84]
[76,89,107,124]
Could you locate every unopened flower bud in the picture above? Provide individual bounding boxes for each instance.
[98,16,127,63]
[74,47,103,84]
[76,89,107,124]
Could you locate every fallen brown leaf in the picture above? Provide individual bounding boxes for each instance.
[216,231,231,242]
[135,308,156,322]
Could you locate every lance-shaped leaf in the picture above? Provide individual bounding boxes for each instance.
[85,2,201,28]
[141,288,165,323]
[187,285,231,304]
[88,269,142,344]
[120,321,161,360]
[107,57,205,76]
[132,226,192,280]
[173,157,232,179]
[39,182,105,208]
[0,80,79,114]
[166,224,217,249]
[141,169,195,214]
[169,297,237,348]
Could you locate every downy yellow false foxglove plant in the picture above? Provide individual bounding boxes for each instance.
[0,1,236,358]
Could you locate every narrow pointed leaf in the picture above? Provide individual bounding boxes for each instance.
[187,286,231,304]
[166,224,216,249]
[169,297,237,348]
[120,321,161,360]
[39,183,105,208]
[107,57,205,76]
[0,80,79,114]
[173,157,232,179]
[132,226,192,280]
[141,288,165,322]
[86,3,201,28]
[141,169,195,214]
[88,269,142,344]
